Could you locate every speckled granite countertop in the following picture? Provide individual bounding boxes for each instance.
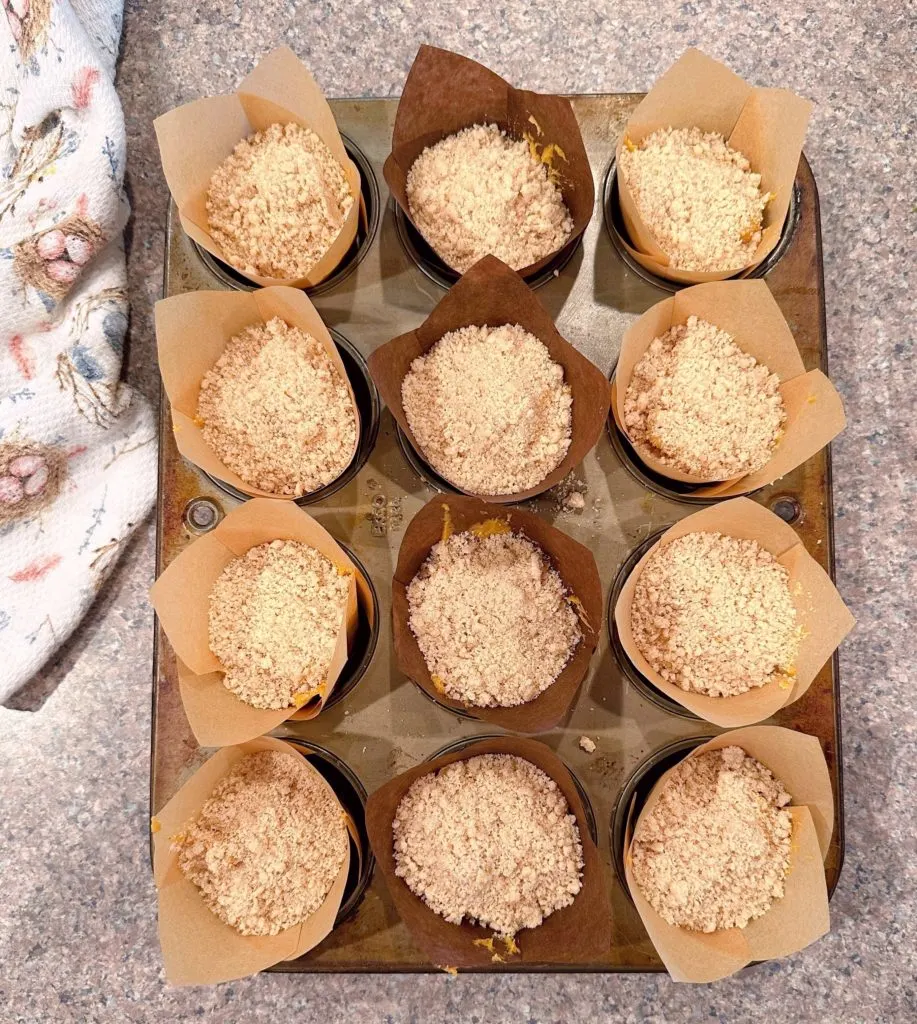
[1,1,914,1021]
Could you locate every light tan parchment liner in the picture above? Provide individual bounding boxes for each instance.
[610,280,845,495]
[392,494,603,733]
[155,285,360,499]
[154,45,360,288]
[368,255,610,503]
[152,735,358,986]
[383,44,594,278]
[365,735,611,968]
[614,48,812,283]
[149,499,375,746]
[613,497,854,726]
[624,725,833,983]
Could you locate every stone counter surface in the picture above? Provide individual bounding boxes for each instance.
[1,2,913,1021]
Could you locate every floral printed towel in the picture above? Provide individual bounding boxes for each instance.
[0,0,155,701]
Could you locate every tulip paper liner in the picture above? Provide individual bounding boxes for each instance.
[610,280,845,494]
[149,499,375,746]
[152,736,359,986]
[365,735,611,968]
[383,44,594,278]
[368,255,610,502]
[154,45,360,288]
[155,286,361,500]
[624,726,833,983]
[392,494,602,732]
[615,48,812,284]
[613,497,854,727]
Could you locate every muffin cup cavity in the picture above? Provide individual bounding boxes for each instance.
[368,255,610,504]
[393,494,603,733]
[612,497,854,727]
[155,46,361,288]
[383,44,594,280]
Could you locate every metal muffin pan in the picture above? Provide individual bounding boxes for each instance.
[152,94,843,972]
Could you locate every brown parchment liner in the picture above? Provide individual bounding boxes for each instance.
[152,735,358,986]
[624,725,833,983]
[155,285,360,500]
[368,255,610,503]
[614,497,854,727]
[365,735,611,968]
[610,280,845,495]
[614,48,812,284]
[149,499,375,746]
[392,494,603,732]
[383,44,594,278]
[154,45,360,288]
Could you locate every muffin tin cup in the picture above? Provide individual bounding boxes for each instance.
[610,49,812,286]
[611,498,854,728]
[392,494,604,734]
[364,733,611,969]
[383,45,595,283]
[618,726,835,984]
[150,735,361,985]
[279,738,375,928]
[155,286,376,504]
[607,529,700,719]
[193,133,381,296]
[602,156,801,294]
[150,499,374,747]
[609,735,712,896]
[155,46,362,290]
[201,328,380,507]
[607,280,846,499]
[369,255,610,505]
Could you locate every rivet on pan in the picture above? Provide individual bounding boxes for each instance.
[184,497,222,533]
[769,495,802,524]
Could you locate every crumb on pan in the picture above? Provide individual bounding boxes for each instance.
[208,539,351,709]
[406,529,582,707]
[623,315,785,479]
[631,746,792,932]
[630,531,801,697]
[197,317,357,497]
[207,122,353,279]
[393,754,583,937]
[578,736,596,754]
[619,127,771,273]
[406,123,573,273]
[401,323,572,495]
[173,750,348,936]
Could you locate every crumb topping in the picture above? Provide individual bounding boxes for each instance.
[173,750,348,936]
[406,529,582,707]
[620,127,771,272]
[630,531,801,697]
[631,746,792,932]
[393,754,584,936]
[208,539,351,709]
[623,315,785,479]
[401,323,572,495]
[207,122,353,279]
[198,317,357,496]
[406,123,573,273]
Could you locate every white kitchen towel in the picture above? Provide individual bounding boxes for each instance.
[0,0,155,701]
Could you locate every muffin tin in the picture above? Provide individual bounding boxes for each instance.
[152,94,843,972]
